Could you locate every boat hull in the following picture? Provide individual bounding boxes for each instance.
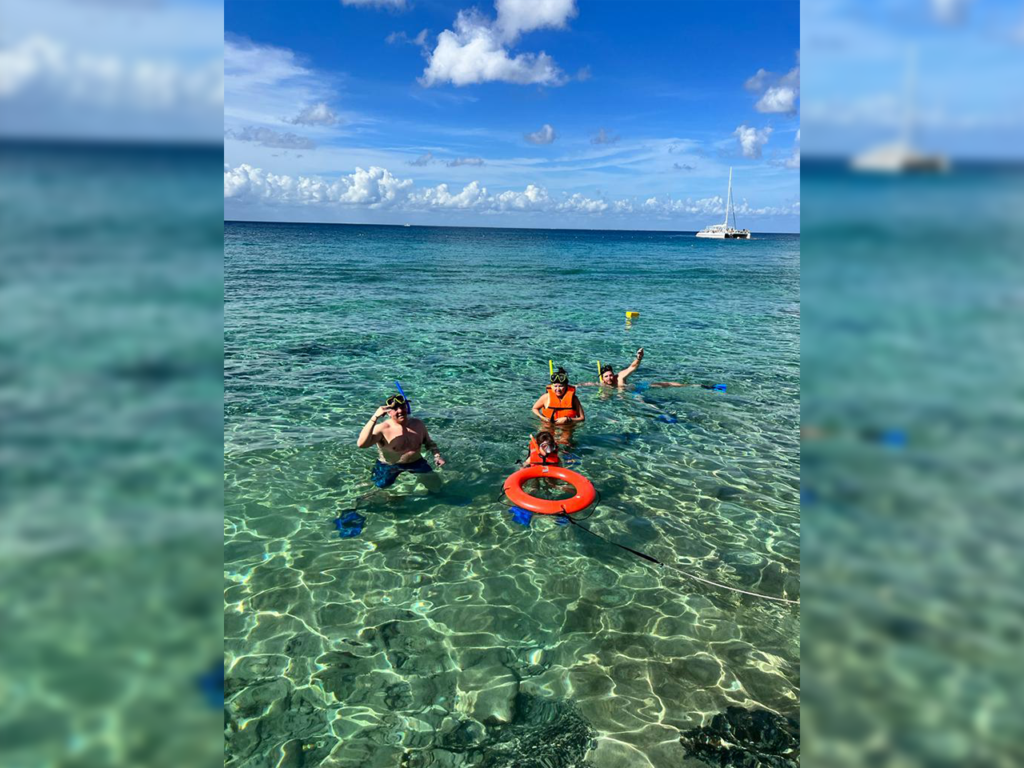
[696,230,750,239]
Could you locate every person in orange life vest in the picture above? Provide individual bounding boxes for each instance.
[531,368,585,426]
[523,430,561,467]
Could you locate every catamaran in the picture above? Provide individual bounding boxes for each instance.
[851,47,949,174]
[696,167,750,239]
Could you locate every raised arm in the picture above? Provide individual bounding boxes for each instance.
[357,406,387,448]
[617,347,645,383]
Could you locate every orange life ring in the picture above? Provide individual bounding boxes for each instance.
[503,465,597,515]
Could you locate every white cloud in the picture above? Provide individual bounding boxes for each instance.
[0,34,222,109]
[785,129,800,169]
[387,29,429,46]
[224,162,799,219]
[342,0,408,8]
[744,68,772,93]
[745,60,800,116]
[525,123,557,144]
[409,151,435,166]
[415,180,491,209]
[447,156,485,166]
[734,124,773,159]
[420,0,577,87]
[494,0,578,40]
[930,0,973,25]
[224,39,339,129]
[226,126,316,149]
[591,127,620,145]
[288,102,340,126]
[757,85,798,115]
[224,164,414,207]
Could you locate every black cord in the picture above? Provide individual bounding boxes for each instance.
[560,513,799,605]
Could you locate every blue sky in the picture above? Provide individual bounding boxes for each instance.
[802,0,1024,159]
[224,0,801,232]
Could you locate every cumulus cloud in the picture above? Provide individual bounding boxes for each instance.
[446,157,485,167]
[0,34,222,109]
[734,124,773,159]
[409,151,435,166]
[224,162,799,219]
[494,0,578,38]
[287,102,340,126]
[226,126,316,149]
[224,164,413,207]
[745,60,800,115]
[591,127,619,145]
[638,194,797,218]
[757,85,798,115]
[524,123,557,144]
[420,0,577,86]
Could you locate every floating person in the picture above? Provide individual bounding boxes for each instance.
[593,347,647,389]
[580,348,725,391]
[531,367,585,427]
[524,430,561,467]
[356,393,445,492]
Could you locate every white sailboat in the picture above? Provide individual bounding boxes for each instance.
[851,47,949,174]
[696,167,750,239]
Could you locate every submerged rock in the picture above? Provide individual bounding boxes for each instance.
[426,692,596,768]
[679,706,799,768]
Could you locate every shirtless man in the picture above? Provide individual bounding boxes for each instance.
[579,348,685,389]
[356,394,444,492]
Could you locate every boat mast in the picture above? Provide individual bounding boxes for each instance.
[724,167,733,228]
[902,45,916,149]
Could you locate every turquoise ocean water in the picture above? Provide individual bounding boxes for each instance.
[1,143,223,767]
[801,164,1024,766]
[224,223,800,767]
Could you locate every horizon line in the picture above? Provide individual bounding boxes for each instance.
[224,219,799,236]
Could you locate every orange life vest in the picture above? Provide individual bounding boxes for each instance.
[528,435,561,466]
[540,385,578,420]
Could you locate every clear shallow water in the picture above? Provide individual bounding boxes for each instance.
[224,222,800,767]
[0,144,223,767]
[801,165,1024,766]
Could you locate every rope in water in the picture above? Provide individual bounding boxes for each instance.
[562,515,799,606]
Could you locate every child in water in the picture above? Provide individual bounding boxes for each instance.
[524,430,561,467]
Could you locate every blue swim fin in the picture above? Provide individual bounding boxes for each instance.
[508,506,533,527]
[335,511,366,538]
[198,661,224,708]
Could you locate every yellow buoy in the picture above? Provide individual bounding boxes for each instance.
[625,311,640,319]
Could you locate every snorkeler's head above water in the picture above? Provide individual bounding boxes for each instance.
[550,367,570,395]
[383,393,408,422]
